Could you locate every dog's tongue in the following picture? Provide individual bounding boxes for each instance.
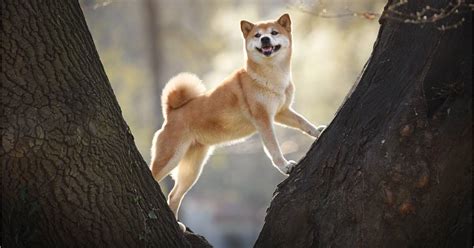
[262,46,273,53]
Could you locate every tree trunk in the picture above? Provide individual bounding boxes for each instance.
[1,1,209,247]
[255,1,472,247]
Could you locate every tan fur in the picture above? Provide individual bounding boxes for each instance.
[161,73,206,116]
[149,13,325,231]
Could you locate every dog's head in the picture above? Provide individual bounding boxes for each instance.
[240,14,292,63]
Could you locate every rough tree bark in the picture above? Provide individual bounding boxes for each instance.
[1,1,209,247]
[255,1,472,247]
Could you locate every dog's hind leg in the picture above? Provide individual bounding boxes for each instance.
[150,127,190,182]
[167,143,211,219]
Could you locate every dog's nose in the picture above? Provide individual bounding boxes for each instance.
[261,36,270,44]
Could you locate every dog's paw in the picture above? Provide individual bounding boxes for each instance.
[178,221,186,232]
[310,125,327,138]
[283,160,297,175]
[316,125,327,133]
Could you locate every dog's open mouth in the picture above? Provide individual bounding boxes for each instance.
[256,44,281,57]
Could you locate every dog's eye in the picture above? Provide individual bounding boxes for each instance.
[254,33,261,38]
[271,31,279,35]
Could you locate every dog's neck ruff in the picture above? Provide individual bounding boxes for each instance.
[246,64,291,94]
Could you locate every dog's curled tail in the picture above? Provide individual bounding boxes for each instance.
[161,73,205,116]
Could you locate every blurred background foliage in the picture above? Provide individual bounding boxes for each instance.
[80,0,384,247]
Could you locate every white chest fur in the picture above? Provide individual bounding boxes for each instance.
[247,66,290,94]
[247,67,291,116]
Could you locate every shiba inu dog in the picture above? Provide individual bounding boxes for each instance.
[150,13,325,231]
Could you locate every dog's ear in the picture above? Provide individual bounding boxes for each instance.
[277,13,291,33]
[240,20,254,37]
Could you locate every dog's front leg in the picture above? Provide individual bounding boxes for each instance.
[276,108,326,138]
[253,110,295,175]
